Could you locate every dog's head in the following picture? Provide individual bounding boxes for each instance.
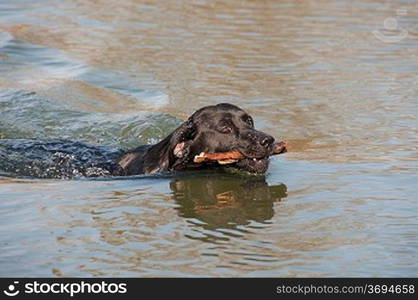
[166,103,278,174]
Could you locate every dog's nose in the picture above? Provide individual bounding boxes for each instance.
[260,135,274,147]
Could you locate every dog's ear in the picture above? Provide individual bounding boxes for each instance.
[170,118,197,159]
[139,117,198,174]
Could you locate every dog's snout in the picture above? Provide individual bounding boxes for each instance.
[260,135,274,147]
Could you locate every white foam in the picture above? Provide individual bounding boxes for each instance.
[0,30,13,48]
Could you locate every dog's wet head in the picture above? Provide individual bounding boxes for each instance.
[171,103,277,173]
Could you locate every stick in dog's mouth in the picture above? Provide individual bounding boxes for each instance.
[193,141,288,165]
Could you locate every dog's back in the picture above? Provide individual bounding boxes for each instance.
[0,139,124,179]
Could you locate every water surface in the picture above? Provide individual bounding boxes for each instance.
[0,0,417,277]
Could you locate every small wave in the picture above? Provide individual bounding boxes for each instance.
[0,90,181,149]
[0,30,13,48]
[81,69,170,109]
[0,37,88,88]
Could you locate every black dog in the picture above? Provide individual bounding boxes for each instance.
[118,103,282,175]
[0,103,285,178]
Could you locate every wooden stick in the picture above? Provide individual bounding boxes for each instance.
[193,141,288,163]
[194,150,244,163]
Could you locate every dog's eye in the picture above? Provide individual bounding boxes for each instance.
[241,115,254,127]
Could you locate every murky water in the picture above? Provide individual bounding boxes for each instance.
[1,0,418,277]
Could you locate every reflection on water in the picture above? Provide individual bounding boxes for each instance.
[171,175,287,230]
[1,0,418,277]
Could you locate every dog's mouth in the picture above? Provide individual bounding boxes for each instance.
[234,141,287,173]
[192,141,288,174]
